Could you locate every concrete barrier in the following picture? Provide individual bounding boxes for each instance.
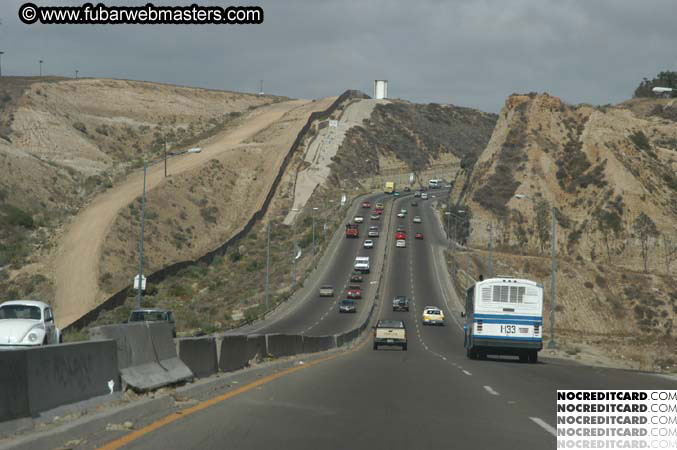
[176,337,218,379]
[90,322,193,391]
[266,334,303,357]
[301,335,335,354]
[0,340,118,422]
[218,335,265,372]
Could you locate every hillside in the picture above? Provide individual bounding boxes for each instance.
[330,100,498,188]
[449,93,677,371]
[0,77,287,322]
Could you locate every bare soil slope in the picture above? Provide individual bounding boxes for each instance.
[450,93,677,370]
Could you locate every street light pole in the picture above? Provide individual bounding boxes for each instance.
[515,194,557,349]
[136,162,147,308]
[487,221,493,278]
[265,219,271,311]
[0,52,4,77]
[291,208,299,283]
[39,59,43,76]
[75,69,78,79]
[312,207,318,256]
[164,140,167,178]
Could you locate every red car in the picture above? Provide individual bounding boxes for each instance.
[347,285,362,299]
[415,232,424,240]
[395,232,406,240]
[374,208,383,215]
[362,201,371,209]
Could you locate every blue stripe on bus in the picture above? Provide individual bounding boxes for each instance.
[474,335,542,342]
[474,314,542,320]
[474,319,542,325]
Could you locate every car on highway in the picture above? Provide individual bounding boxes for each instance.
[354,256,370,273]
[361,201,371,209]
[186,147,202,153]
[370,214,380,220]
[403,186,411,192]
[350,272,364,282]
[395,231,406,240]
[400,208,407,215]
[354,216,364,223]
[374,208,384,215]
[128,308,177,337]
[421,193,428,200]
[339,299,357,313]
[397,212,405,218]
[0,300,61,346]
[392,296,410,312]
[411,200,418,207]
[347,285,362,299]
[396,239,406,248]
[393,191,400,197]
[368,226,379,237]
[396,225,406,232]
[363,239,374,249]
[414,191,421,197]
[373,319,407,350]
[319,285,335,297]
[422,307,445,326]
[415,232,424,240]
[375,202,384,209]
[413,216,422,223]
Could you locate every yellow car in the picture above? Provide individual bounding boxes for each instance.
[422,307,445,326]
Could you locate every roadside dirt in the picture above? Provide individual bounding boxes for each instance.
[53,99,313,327]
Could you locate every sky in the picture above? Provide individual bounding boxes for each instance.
[1,0,676,112]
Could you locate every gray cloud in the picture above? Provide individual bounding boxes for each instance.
[1,0,676,112]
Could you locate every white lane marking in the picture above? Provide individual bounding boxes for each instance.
[483,385,499,396]
[530,417,557,437]
[462,370,472,376]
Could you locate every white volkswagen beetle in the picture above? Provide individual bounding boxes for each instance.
[0,300,61,346]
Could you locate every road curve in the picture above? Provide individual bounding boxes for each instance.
[54,99,312,328]
[92,191,676,450]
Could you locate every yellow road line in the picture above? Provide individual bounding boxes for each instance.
[99,336,372,449]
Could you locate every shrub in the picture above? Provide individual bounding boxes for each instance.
[73,122,87,134]
[1,204,34,228]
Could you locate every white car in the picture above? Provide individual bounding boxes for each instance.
[413,216,422,223]
[397,212,405,218]
[0,300,61,346]
[396,239,406,248]
[354,216,364,223]
[421,193,428,200]
[368,226,379,237]
[422,307,445,326]
[363,239,374,249]
[187,147,202,153]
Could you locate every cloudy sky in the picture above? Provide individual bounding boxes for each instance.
[1,0,675,112]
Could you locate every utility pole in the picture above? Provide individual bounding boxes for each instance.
[549,207,557,349]
[164,140,167,177]
[291,208,299,284]
[487,221,493,278]
[39,59,43,76]
[75,69,79,79]
[312,207,318,256]
[136,162,147,308]
[0,52,4,77]
[265,219,271,311]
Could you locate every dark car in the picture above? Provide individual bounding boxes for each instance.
[396,225,406,232]
[415,232,424,240]
[128,308,176,337]
[392,296,410,312]
[411,201,418,207]
[350,273,364,282]
[403,186,411,192]
[339,299,357,313]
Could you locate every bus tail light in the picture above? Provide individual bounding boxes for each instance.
[477,320,483,333]
[534,323,540,336]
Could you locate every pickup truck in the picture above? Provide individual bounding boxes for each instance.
[354,256,370,273]
[345,223,359,238]
[373,319,407,351]
[319,285,335,297]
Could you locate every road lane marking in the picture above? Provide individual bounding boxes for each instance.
[530,417,557,437]
[462,370,472,376]
[483,385,499,396]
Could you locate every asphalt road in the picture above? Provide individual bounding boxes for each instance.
[109,191,676,450]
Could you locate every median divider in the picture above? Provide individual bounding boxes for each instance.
[218,335,266,372]
[266,334,304,357]
[176,337,218,379]
[89,322,193,391]
[301,335,335,353]
[0,340,118,423]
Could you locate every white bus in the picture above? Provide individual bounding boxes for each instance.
[462,277,543,363]
[428,179,440,189]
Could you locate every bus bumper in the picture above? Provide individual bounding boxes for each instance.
[471,338,542,352]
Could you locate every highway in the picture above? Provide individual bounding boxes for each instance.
[99,190,676,450]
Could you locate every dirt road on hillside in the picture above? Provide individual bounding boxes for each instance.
[54,99,310,328]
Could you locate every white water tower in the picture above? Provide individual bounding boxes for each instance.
[374,80,388,99]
